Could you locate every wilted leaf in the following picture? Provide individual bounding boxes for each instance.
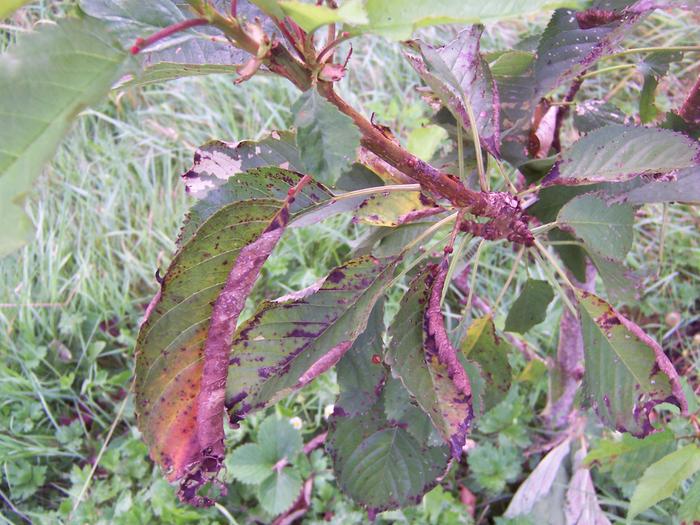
[386,263,473,458]
[134,169,324,502]
[279,0,367,32]
[628,444,700,519]
[357,0,576,40]
[504,280,554,334]
[578,292,687,436]
[406,26,500,157]
[293,90,361,187]
[461,316,512,411]
[226,256,398,422]
[328,375,450,513]
[0,17,125,256]
[584,430,675,483]
[549,125,699,185]
[557,193,634,261]
[566,445,611,525]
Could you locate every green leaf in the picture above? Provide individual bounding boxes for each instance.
[504,280,554,334]
[357,0,577,40]
[461,316,512,411]
[551,125,699,185]
[258,467,303,516]
[0,17,125,256]
[251,0,286,19]
[355,190,438,227]
[226,256,398,422]
[587,250,639,304]
[386,264,473,458]
[0,0,30,19]
[279,0,368,32]
[584,430,675,483]
[335,302,386,417]
[328,377,450,513]
[548,229,587,283]
[639,74,659,124]
[577,292,686,436]
[229,444,275,485]
[573,100,627,134]
[293,90,361,187]
[258,415,303,463]
[678,474,700,524]
[468,441,523,494]
[557,194,634,262]
[406,26,500,158]
[407,125,448,162]
[628,444,700,519]
[116,63,237,89]
[488,50,534,77]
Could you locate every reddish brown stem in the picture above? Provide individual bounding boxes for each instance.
[131,18,209,55]
[679,73,700,127]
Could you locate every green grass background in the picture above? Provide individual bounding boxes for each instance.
[1,2,699,524]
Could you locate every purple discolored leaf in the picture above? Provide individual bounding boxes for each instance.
[386,262,473,458]
[406,25,500,158]
[577,291,687,436]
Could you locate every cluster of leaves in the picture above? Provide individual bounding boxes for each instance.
[2,0,700,522]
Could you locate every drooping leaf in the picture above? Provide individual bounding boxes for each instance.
[356,0,577,41]
[279,0,368,32]
[504,438,571,519]
[566,444,611,525]
[81,0,270,85]
[327,374,450,513]
[292,90,361,187]
[0,17,125,256]
[258,467,303,516]
[504,280,554,334]
[134,169,325,497]
[573,100,627,134]
[386,263,473,458]
[225,256,398,422]
[548,125,700,185]
[584,430,675,483]
[557,193,634,261]
[335,302,386,417]
[628,444,700,519]
[577,291,687,436]
[460,316,512,412]
[406,26,500,157]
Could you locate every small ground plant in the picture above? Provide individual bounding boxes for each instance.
[2,0,700,522]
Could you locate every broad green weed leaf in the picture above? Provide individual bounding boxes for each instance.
[578,292,687,436]
[550,125,699,185]
[406,26,500,158]
[461,316,513,412]
[229,444,274,485]
[0,17,125,256]
[257,415,303,462]
[279,0,367,32]
[293,90,361,187]
[407,125,449,162]
[504,280,554,334]
[557,193,634,261]
[678,474,700,524]
[226,256,398,422]
[628,444,700,519]
[258,467,303,516]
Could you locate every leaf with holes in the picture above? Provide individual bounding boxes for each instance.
[548,125,699,185]
[577,291,687,436]
[386,262,473,458]
[406,26,500,158]
[225,255,399,423]
[0,17,125,257]
[293,90,361,187]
